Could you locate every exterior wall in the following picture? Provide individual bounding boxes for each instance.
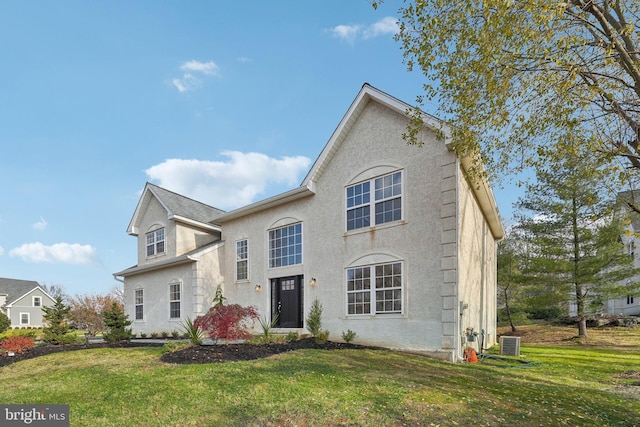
[221,100,459,358]
[457,172,498,354]
[6,288,53,327]
[124,245,224,335]
[176,223,218,256]
[137,196,175,266]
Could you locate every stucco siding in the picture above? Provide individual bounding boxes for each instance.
[221,100,456,357]
[137,196,175,265]
[124,244,224,335]
[457,169,498,351]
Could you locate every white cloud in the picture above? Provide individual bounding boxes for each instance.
[173,60,220,93]
[145,151,312,210]
[329,24,362,44]
[33,217,47,231]
[363,16,399,39]
[9,242,98,265]
[180,60,220,76]
[328,17,398,43]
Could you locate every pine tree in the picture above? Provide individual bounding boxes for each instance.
[102,302,132,342]
[42,296,73,344]
[515,139,640,337]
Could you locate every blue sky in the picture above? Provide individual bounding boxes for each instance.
[0,1,518,297]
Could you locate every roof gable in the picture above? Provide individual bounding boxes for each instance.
[127,183,225,235]
[0,278,53,306]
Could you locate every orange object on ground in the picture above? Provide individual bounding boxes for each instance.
[464,347,478,362]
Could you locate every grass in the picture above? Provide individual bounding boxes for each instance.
[0,325,638,426]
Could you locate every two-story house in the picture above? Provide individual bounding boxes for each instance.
[0,278,56,328]
[114,84,505,362]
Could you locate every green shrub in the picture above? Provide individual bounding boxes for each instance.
[306,298,323,336]
[102,302,132,343]
[315,330,330,343]
[180,317,203,345]
[162,340,192,354]
[0,313,10,334]
[285,331,299,342]
[341,329,356,343]
[257,314,278,341]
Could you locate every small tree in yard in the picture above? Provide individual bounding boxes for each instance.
[42,296,74,344]
[102,302,133,343]
[306,298,323,336]
[69,293,121,337]
[195,304,258,342]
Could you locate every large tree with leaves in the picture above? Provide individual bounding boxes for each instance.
[515,139,639,337]
[377,0,640,199]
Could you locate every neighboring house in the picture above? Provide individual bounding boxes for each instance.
[0,278,56,328]
[114,84,505,362]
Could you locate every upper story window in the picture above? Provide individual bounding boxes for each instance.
[146,228,165,257]
[269,223,302,268]
[236,240,248,281]
[346,261,403,315]
[134,288,144,321]
[32,296,42,307]
[346,171,402,231]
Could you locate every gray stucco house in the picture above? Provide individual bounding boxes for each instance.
[0,278,55,328]
[114,84,505,361]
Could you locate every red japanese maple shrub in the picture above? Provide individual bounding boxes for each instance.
[0,336,35,355]
[194,304,259,341]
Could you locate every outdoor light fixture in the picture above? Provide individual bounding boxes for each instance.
[309,278,317,287]
[255,284,262,291]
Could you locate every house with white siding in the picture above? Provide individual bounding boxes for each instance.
[114,84,505,361]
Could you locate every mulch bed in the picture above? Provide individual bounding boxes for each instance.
[161,338,370,364]
[0,339,372,368]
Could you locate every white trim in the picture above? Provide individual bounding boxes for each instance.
[32,295,42,307]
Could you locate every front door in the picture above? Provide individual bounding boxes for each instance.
[271,276,303,328]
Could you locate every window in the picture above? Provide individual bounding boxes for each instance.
[236,240,248,281]
[146,228,165,257]
[347,262,402,315]
[269,223,302,268]
[628,295,635,305]
[135,289,144,320]
[33,296,42,307]
[347,171,402,231]
[20,313,29,325]
[169,282,181,319]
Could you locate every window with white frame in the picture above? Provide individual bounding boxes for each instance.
[268,223,302,268]
[169,282,181,319]
[146,228,165,257]
[346,171,402,231]
[347,262,402,315]
[33,296,42,307]
[20,313,30,325]
[135,288,144,320]
[236,239,248,281]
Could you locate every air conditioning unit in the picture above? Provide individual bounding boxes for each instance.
[500,336,521,356]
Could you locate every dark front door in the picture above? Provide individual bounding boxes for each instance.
[271,276,303,328]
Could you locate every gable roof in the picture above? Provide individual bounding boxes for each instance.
[127,183,225,235]
[0,277,52,306]
[217,83,504,239]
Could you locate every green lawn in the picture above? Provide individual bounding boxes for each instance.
[0,328,639,426]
